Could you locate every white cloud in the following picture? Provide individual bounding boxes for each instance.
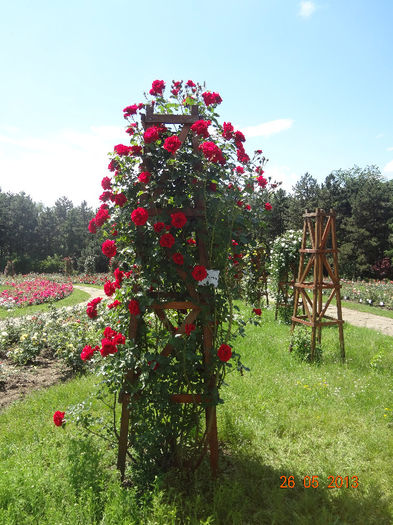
[265,164,299,192]
[0,126,126,208]
[387,146,393,151]
[241,119,294,138]
[383,159,393,173]
[299,1,316,18]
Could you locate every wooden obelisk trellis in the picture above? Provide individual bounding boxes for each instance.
[116,105,219,481]
[290,208,345,361]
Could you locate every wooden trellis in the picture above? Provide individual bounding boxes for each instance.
[290,208,345,360]
[116,105,219,481]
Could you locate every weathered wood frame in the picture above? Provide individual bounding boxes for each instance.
[290,208,345,361]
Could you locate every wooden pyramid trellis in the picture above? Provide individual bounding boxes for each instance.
[116,105,219,481]
[290,208,345,361]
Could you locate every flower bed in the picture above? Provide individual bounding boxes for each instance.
[340,279,393,309]
[0,278,73,308]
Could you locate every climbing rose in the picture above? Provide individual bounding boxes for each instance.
[88,219,97,234]
[123,104,139,118]
[114,193,127,207]
[150,79,165,96]
[187,238,196,245]
[126,123,137,135]
[200,141,226,165]
[153,222,165,233]
[172,253,184,265]
[100,338,118,357]
[95,206,110,227]
[192,265,207,281]
[159,233,175,248]
[222,122,234,140]
[128,299,140,315]
[144,126,160,143]
[130,145,143,156]
[86,297,102,319]
[186,80,196,87]
[202,91,222,106]
[81,345,97,361]
[191,119,211,138]
[265,202,272,211]
[53,411,65,427]
[257,175,267,188]
[107,160,118,172]
[114,144,132,156]
[171,212,187,229]
[104,281,115,296]
[217,343,232,362]
[185,323,196,335]
[138,171,151,184]
[234,130,246,145]
[131,207,149,226]
[253,308,262,316]
[235,166,244,174]
[108,300,121,309]
[163,135,182,154]
[102,239,117,258]
[101,176,112,190]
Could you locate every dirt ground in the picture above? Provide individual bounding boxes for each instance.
[1,288,392,413]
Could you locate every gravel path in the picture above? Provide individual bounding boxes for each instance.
[326,305,393,337]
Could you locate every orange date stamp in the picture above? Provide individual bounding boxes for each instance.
[280,475,359,489]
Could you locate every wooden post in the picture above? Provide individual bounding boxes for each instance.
[290,208,345,361]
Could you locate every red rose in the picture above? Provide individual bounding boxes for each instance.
[80,345,97,361]
[100,338,118,357]
[148,360,159,370]
[192,265,207,281]
[131,207,149,226]
[88,219,97,234]
[222,122,234,140]
[265,202,272,211]
[104,281,115,296]
[144,126,160,143]
[126,123,137,135]
[99,191,113,203]
[172,253,184,265]
[185,323,196,335]
[102,239,117,258]
[114,144,132,156]
[130,145,142,156]
[153,222,165,233]
[217,343,232,362]
[123,104,139,118]
[234,130,246,145]
[95,207,110,227]
[108,299,121,309]
[171,88,180,96]
[104,326,118,340]
[187,238,197,245]
[191,119,211,138]
[253,308,262,316]
[257,176,267,188]
[114,193,127,207]
[108,160,118,172]
[245,204,251,210]
[138,171,151,184]
[236,200,243,207]
[199,141,226,165]
[163,135,182,154]
[232,239,238,246]
[159,233,175,248]
[202,91,222,106]
[186,80,196,87]
[171,212,187,229]
[114,333,126,345]
[149,79,165,96]
[53,411,65,427]
[209,183,217,192]
[128,299,140,316]
[101,176,112,190]
[235,166,244,174]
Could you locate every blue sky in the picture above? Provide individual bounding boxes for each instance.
[0,0,392,208]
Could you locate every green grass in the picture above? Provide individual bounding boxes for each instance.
[1,306,393,524]
[0,288,90,319]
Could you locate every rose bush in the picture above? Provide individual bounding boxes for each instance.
[63,80,275,484]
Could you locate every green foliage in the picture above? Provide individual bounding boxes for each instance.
[290,326,322,363]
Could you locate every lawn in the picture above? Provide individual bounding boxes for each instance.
[0,305,392,524]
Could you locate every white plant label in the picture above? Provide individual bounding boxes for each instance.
[199,269,220,288]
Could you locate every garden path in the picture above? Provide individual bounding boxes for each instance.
[326,305,393,337]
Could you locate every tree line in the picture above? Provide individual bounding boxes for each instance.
[265,165,393,279]
[1,164,393,278]
[0,192,107,274]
